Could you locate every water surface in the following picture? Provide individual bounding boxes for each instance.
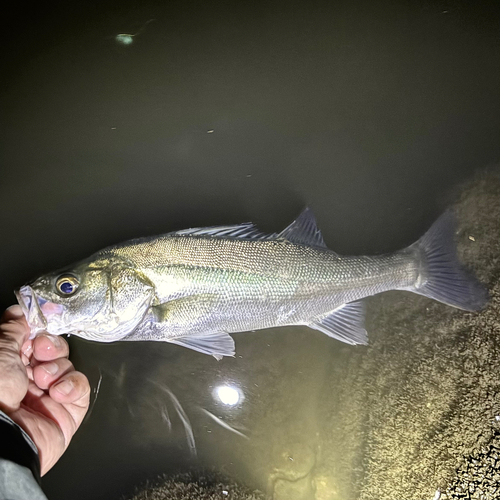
[1,1,500,499]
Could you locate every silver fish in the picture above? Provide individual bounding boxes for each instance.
[15,209,487,359]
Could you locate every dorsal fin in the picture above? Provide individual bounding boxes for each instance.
[171,208,329,248]
[278,208,327,248]
[173,223,274,240]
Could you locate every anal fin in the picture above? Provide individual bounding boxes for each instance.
[309,301,367,345]
[168,332,235,360]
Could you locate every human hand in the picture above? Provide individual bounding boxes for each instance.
[0,305,90,475]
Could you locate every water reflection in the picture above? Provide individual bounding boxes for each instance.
[215,385,242,406]
[114,19,155,46]
[148,379,197,457]
[77,325,329,499]
[199,408,249,440]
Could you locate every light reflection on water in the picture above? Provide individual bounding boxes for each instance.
[215,385,241,406]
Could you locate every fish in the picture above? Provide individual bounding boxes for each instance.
[15,209,488,359]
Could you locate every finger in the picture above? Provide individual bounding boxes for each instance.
[21,339,33,365]
[0,306,30,412]
[50,371,90,410]
[9,402,66,476]
[25,380,45,399]
[33,334,69,362]
[32,358,74,391]
[1,305,27,323]
[49,371,91,436]
[20,373,90,466]
[0,306,31,350]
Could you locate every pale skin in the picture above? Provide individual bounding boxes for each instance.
[0,305,90,475]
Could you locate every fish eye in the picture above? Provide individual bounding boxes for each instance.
[55,275,79,296]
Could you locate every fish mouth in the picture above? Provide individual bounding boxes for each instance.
[15,285,48,338]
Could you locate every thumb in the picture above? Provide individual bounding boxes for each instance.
[0,306,30,412]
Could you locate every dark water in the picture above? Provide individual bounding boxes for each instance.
[1,1,500,499]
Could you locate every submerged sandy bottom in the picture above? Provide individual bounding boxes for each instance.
[315,171,500,500]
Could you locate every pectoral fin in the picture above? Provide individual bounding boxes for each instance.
[151,294,218,325]
[124,294,234,359]
[309,301,367,345]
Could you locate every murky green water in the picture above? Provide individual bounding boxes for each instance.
[1,1,500,499]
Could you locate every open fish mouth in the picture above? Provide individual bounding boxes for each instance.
[15,285,48,338]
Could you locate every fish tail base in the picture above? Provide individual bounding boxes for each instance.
[410,211,488,311]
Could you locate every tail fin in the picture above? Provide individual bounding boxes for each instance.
[410,211,488,311]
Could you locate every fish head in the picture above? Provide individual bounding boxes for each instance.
[15,257,155,342]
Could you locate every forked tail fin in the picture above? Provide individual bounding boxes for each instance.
[411,211,488,311]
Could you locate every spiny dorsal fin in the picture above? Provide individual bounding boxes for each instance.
[278,208,327,248]
[173,223,274,240]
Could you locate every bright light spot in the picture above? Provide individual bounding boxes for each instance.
[116,34,134,45]
[216,385,240,405]
[432,490,441,500]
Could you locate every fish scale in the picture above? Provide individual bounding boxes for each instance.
[15,208,488,358]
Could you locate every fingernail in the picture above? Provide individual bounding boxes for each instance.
[22,343,33,357]
[44,335,62,348]
[42,362,58,375]
[55,380,73,395]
